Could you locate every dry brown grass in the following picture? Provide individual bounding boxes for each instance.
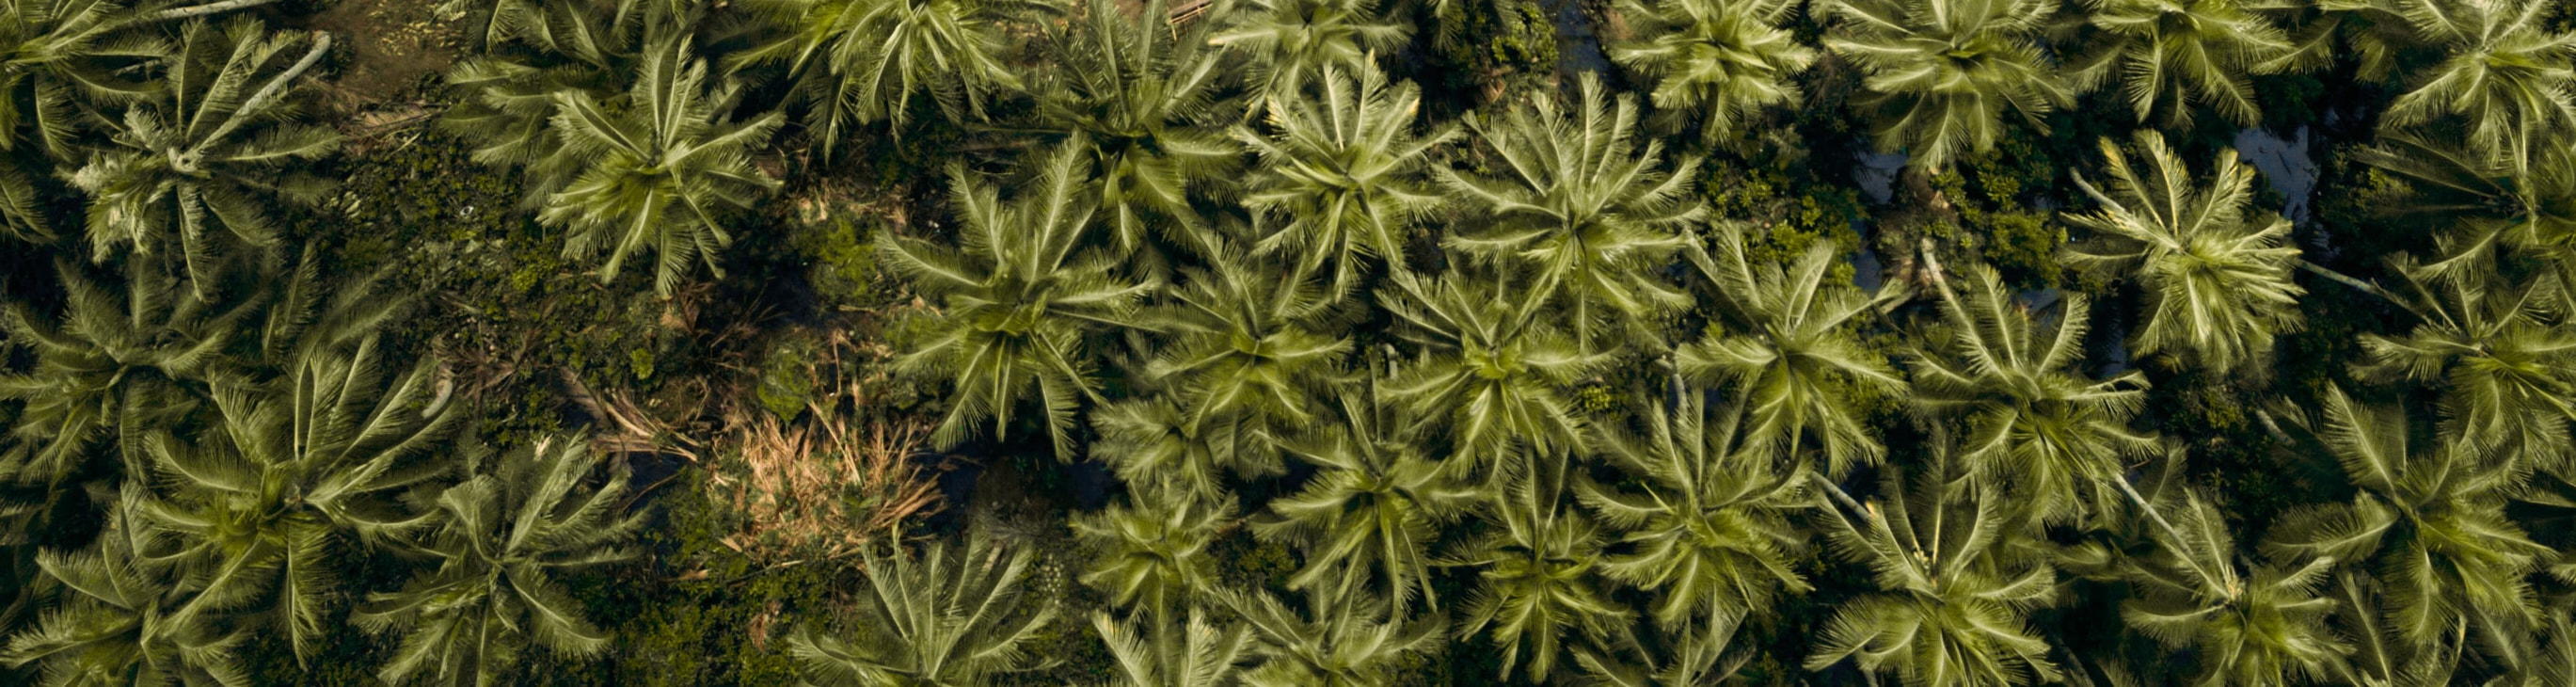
[704,332,944,564]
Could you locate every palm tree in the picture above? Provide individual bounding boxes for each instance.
[1074,487,1231,616]
[730,0,1029,154]
[1575,378,1813,632]
[1911,262,2157,524]
[2357,263,2576,473]
[134,331,457,665]
[1232,62,1456,296]
[0,500,250,686]
[1821,0,2070,171]
[1133,244,1351,475]
[70,18,336,293]
[355,435,643,687]
[441,0,663,198]
[1217,586,1442,686]
[1376,272,1599,476]
[1439,72,1703,356]
[881,141,1154,460]
[532,36,784,294]
[2262,385,2552,661]
[1448,451,1630,683]
[784,527,1062,685]
[1570,615,1746,686]
[2060,131,2306,375]
[2113,488,2347,685]
[0,0,174,240]
[2358,131,2576,272]
[1206,0,1408,98]
[1252,386,1476,613]
[2323,571,2471,687]
[1090,396,1255,502]
[1805,451,2063,686]
[1035,0,1238,259]
[2062,0,2299,127]
[2380,0,2576,168]
[1608,0,1816,145]
[0,260,245,488]
[1090,607,1256,687]
[1678,231,1904,477]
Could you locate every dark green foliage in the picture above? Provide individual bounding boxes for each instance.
[9,0,2576,684]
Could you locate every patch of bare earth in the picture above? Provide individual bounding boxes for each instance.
[310,0,464,110]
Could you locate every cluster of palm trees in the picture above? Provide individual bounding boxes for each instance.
[0,0,2572,684]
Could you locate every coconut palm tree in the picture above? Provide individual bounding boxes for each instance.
[1216,586,1442,686]
[2060,131,2306,375]
[133,330,457,665]
[1252,385,1476,613]
[70,18,336,293]
[1376,272,1600,476]
[0,0,177,240]
[1912,262,2157,525]
[1821,0,2070,171]
[2062,0,2299,127]
[0,501,250,686]
[1805,450,2063,687]
[1232,62,1456,296]
[1035,0,1238,260]
[1074,487,1231,616]
[531,36,784,294]
[2357,263,2576,473]
[1090,607,1256,687]
[2359,131,2576,273]
[1439,72,1703,356]
[355,435,643,687]
[0,260,244,488]
[2323,571,2472,687]
[1207,0,1407,98]
[1448,451,1630,683]
[2113,488,2347,686]
[1608,0,1816,145]
[730,0,1029,154]
[441,0,664,199]
[1678,231,1904,477]
[2262,385,2552,662]
[882,141,1154,460]
[1574,377,1812,632]
[1090,396,1257,502]
[1570,615,1746,687]
[1133,244,1351,475]
[2380,0,2576,168]
[784,527,1062,685]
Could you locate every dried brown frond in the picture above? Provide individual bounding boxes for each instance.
[710,411,943,563]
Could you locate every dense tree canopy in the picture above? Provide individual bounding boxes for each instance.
[6,0,2576,683]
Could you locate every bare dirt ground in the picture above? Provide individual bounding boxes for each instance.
[310,0,465,109]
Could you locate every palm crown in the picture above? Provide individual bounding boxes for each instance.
[1911,263,2156,524]
[69,19,336,293]
[1822,0,2071,170]
[882,141,1154,460]
[1440,72,1702,356]
[534,36,784,294]
[2065,0,2299,126]
[732,0,1028,153]
[1678,232,1903,476]
[1233,62,1456,296]
[1610,0,1817,144]
[2061,131,2306,374]
[355,435,642,687]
